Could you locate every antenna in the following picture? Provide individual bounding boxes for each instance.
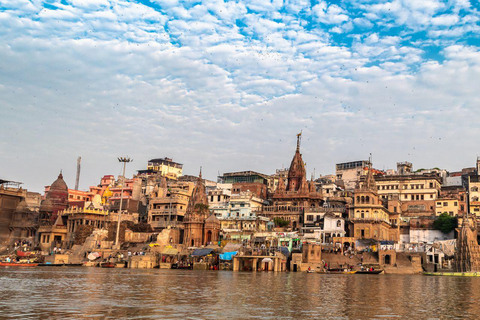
[75,157,81,190]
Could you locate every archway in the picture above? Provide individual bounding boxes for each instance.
[384,254,391,265]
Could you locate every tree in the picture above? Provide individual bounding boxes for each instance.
[433,213,458,234]
[273,217,290,228]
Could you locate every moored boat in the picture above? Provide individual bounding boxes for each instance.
[423,272,480,277]
[0,262,38,267]
[100,262,116,268]
[356,269,384,274]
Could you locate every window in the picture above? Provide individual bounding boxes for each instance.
[411,195,414,200]
[218,195,221,202]
[211,196,214,202]
[429,183,434,188]
[393,207,397,213]
[421,195,424,200]
[437,202,441,206]
[307,215,314,221]
[461,205,464,211]
[443,202,448,206]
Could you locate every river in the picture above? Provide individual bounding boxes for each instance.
[0,267,479,319]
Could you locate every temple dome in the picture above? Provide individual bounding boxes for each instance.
[39,198,53,212]
[15,199,28,213]
[50,172,68,192]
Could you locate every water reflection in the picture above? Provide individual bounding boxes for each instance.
[0,268,479,319]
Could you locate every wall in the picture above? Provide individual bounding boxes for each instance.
[409,229,454,243]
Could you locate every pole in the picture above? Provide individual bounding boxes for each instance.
[115,157,132,247]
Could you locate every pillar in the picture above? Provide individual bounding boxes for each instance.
[233,257,239,271]
[253,258,258,272]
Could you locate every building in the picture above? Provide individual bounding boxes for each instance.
[0,180,40,246]
[261,134,326,230]
[39,172,69,224]
[137,157,183,180]
[374,173,442,217]
[148,178,195,230]
[183,170,220,247]
[302,211,346,243]
[335,160,370,191]
[435,199,459,217]
[208,184,231,218]
[219,171,270,199]
[350,167,400,242]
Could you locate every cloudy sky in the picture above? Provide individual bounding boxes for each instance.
[1,0,480,193]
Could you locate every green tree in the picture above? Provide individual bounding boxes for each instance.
[433,213,458,234]
[273,217,290,228]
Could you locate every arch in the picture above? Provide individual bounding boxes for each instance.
[361,196,365,203]
[366,196,370,203]
[384,254,391,265]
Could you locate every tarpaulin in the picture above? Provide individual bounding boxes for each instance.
[219,251,237,261]
[191,248,214,256]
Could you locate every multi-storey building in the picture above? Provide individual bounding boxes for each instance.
[138,157,183,180]
[335,160,370,191]
[148,179,195,230]
[350,167,400,241]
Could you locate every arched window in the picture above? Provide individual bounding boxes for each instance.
[366,196,370,203]
[361,211,365,219]
[361,196,365,203]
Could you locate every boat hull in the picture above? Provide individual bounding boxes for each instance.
[0,262,38,267]
[424,272,480,277]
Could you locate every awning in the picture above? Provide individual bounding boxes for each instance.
[219,251,237,261]
[191,248,214,257]
[161,247,178,255]
[223,243,242,252]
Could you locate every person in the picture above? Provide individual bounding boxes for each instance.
[308,266,311,272]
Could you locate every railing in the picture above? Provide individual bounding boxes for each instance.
[262,206,345,213]
[150,220,182,228]
[60,207,109,215]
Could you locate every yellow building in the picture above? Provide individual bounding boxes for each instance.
[351,167,400,242]
[435,199,459,216]
[146,157,183,180]
[148,179,195,230]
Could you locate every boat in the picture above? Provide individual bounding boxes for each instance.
[423,272,480,277]
[356,269,384,274]
[38,263,83,267]
[100,262,116,268]
[0,262,38,267]
[317,269,357,274]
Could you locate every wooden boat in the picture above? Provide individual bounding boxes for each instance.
[38,263,83,267]
[100,262,116,268]
[317,269,357,274]
[0,262,38,267]
[356,269,384,274]
[424,272,480,277]
[16,250,35,257]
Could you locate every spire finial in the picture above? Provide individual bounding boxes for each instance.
[199,166,202,178]
[296,131,302,151]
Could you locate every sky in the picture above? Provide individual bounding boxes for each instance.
[1,0,480,193]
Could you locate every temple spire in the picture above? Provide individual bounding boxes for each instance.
[296,131,302,151]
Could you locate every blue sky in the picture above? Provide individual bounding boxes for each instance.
[1,0,480,192]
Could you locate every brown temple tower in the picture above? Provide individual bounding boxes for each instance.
[454,214,480,272]
[39,172,69,224]
[183,169,219,247]
[286,133,307,193]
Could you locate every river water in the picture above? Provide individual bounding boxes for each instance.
[0,267,479,319]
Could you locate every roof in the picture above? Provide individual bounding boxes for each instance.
[161,247,179,255]
[191,248,214,256]
[50,172,68,191]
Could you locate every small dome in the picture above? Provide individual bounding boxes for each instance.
[40,198,53,212]
[50,172,68,192]
[15,199,28,212]
[205,214,220,224]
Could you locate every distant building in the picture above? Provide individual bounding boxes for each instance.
[218,171,270,199]
[137,157,183,180]
[335,160,370,191]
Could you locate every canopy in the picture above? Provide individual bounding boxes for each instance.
[223,243,242,252]
[219,251,237,261]
[161,247,178,255]
[191,248,214,257]
[87,252,101,261]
